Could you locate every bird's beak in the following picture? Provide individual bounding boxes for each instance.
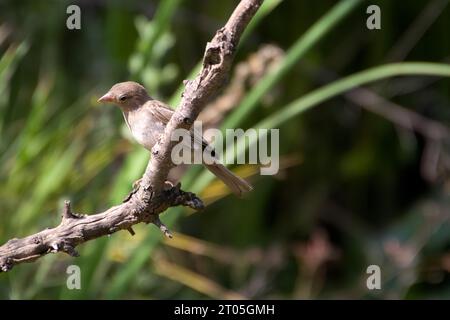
[98,92,115,103]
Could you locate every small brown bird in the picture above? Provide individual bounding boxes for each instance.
[98,81,252,196]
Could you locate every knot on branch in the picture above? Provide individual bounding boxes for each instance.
[202,29,236,71]
[62,200,74,220]
[129,179,204,214]
[48,240,79,257]
[33,236,42,244]
[61,242,80,257]
[163,182,204,210]
[132,182,204,238]
[61,200,85,222]
[204,44,222,66]
[0,258,12,272]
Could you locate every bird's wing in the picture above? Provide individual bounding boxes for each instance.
[145,99,213,154]
[147,100,175,124]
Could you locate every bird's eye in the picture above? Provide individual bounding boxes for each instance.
[119,95,128,102]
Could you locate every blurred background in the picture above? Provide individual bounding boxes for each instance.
[0,0,449,299]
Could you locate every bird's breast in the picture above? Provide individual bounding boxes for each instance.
[126,111,165,151]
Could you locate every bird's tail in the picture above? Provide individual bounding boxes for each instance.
[205,163,253,197]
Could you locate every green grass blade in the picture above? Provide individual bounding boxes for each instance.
[169,0,283,107]
[258,62,450,129]
[221,0,364,130]
[103,0,359,298]
[0,42,29,135]
[130,0,183,79]
[191,62,450,193]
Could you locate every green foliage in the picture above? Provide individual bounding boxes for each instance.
[1,0,449,299]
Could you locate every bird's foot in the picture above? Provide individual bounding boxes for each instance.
[164,180,175,190]
[123,179,175,203]
[122,178,143,203]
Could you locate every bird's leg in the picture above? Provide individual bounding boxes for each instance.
[133,177,143,191]
[123,178,175,203]
[164,180,175,190]
[122,178,143,203]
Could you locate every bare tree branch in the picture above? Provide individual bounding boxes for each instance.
[141,0,264,193]
[0,0,263,273]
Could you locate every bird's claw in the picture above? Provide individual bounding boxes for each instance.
[122,178,143,203]
[123,179,176,203]
[164,180,177,191]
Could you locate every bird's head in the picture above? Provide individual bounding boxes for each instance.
[98,81,150,110]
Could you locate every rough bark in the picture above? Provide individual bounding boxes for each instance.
[0,0,263,273]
